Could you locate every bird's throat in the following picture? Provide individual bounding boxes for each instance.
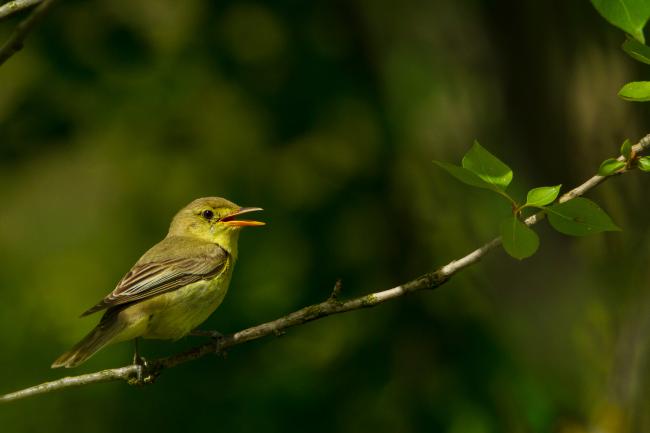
[211,228,240,260]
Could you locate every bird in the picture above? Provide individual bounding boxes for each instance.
[51,197,264,368]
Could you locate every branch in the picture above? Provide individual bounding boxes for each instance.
[0,0,55,67]
[2,134,650,403]
[0,0,42,21]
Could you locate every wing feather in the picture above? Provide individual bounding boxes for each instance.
[81,239,228,316]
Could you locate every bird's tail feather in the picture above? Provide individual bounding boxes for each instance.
[51,317,125,368]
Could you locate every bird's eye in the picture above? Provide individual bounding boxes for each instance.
[202,210,214,220]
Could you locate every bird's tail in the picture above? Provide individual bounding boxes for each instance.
[51,316,125,368]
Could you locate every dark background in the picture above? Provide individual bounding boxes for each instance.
[1,0,649,432]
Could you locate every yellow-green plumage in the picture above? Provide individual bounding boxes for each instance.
[52,197,263,368]
[140,261,234,340]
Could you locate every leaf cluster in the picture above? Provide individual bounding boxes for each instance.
[591,1,650,101]
[597,138,650,176]
[435,142,619,260]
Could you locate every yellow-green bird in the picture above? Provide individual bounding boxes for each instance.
[52,197,264,368]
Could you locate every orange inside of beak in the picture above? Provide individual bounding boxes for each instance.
[220,207,265,227]
[223,220,265,227]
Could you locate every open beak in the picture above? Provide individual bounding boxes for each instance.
[220,207,265,227]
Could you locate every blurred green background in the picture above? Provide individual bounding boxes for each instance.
[1,0,650,432]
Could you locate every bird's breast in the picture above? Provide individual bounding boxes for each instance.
[139,262,234,340]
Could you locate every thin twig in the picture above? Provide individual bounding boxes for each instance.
[0,0,56,67]
[0,366,141,402]
[0,0,42,21]
[329,279,343,300]
[2,134,650,404]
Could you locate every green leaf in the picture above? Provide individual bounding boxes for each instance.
[620,138,632,159]
[525,185,561,207]
[622,36,650,64]
[591,0,650,43]
[433,161,496,190]
[618,81,650,101]
[598,158,626,176]
[547,197,620,236]
[638,156,650,171]
[461,140,513,190]
[500,216,540,260]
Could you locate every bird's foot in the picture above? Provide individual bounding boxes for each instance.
[132,351,147,367]
[129,351,152,386]
[190,329,227,358]
[127,357,160,386]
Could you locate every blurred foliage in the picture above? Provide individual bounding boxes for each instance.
[1,0,650,432]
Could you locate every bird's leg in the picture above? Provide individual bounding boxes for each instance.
[132,337,143,364]
[190,329,226,357]
[132,338,149,383]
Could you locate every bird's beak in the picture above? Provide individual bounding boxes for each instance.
[220,207,265,227]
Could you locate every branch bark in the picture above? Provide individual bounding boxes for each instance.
[0,0,55,66]
[0,0,42,21]
[2,134,650,404]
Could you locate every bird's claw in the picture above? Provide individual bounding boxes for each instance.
[133,352,148,367]
[128,354,153,386]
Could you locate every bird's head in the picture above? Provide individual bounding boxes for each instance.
[168,197,264,255]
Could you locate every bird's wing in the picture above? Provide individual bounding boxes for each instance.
[80,239,228,316]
